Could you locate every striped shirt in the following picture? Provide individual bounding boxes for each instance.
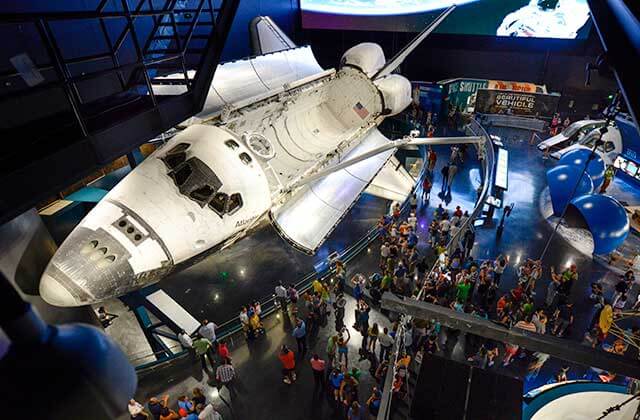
[514,320,537,333]
[216,364,235,383]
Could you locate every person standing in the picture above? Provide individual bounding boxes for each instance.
[427,147,437,172]
[600,165,615,194]
[178,330,193,350]
[310,353,326,391]
[239,307,250,337]
[367,323,379,354]
[196,403,222,420]
[293,319,307,356]
[367,388,382,419]
[335,294,347,331]
[275,282,288,311]
[380,242,390,268]
[215,358,238,398]
[447,162,458,192]
[128,399,148,420]
[463,228,475,259]
[552,302,574,337]
[378,327,393,362]
[493,255,508,286]
[192,337,215,372]
[329,368,345,401]
[279,345,296,384]
[440,163,450,192]
[198,320,218,346]
[422,176,432,202]
[337,328,351,369]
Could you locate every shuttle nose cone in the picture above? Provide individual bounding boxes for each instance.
[40,272,78,307]
[39,225,140,307]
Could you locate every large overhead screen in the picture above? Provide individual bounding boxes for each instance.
[301,0,592,40]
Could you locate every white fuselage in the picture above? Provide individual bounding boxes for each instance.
[40,63,398,306]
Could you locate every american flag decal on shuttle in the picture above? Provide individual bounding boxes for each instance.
[353,102,369,119]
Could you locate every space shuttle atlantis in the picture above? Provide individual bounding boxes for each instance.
[40,7,476,307]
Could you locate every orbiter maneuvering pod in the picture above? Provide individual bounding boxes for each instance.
[40,7,479,307]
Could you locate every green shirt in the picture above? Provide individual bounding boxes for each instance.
[381,275,392,290]
[604,167,615,180]
[192,337,211,356]
[327,338,336,355]
[561,270,577,283]
[456,282,471,302]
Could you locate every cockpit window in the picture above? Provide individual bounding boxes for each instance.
[227,193,243,214]
[190,185,215,206]
[171,164,193,187]
[161,143,190,169]
[168,143,190,154]
[163,152,186,170]
[225,140,240,150]
[239,153,252,165]
[209,192,228,215]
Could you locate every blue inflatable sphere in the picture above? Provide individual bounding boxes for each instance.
[547,164,594,216]
[569,194,629,255]
[559,147,606,189]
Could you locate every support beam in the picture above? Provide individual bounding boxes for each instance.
[381,292,640,379]
[290,136,482,190]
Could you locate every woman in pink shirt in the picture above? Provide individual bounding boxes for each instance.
[310,353,326,390]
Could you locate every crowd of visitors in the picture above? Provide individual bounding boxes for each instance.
[129,129,639,420]
[128,386,223,420]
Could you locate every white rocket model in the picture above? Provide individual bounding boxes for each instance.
[497,0,591,39]
[40,7,473,307]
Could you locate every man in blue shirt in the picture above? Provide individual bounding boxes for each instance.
[407,229,418,249]
[293,319,307,356]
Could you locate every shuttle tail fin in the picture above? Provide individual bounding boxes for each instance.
[372,5,456,80]
[250,16,297,55]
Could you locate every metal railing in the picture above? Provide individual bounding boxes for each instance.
[377,118,495,420]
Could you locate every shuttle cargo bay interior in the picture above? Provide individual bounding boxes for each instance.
[1,1,640,420]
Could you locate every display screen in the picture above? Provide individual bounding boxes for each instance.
[301,0,592,40]
[627,161,638,177]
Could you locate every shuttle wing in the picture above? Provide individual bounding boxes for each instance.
[270,129,396,254]
[365,157,414,202]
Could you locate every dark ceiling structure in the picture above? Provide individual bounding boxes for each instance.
[0,0,239,224]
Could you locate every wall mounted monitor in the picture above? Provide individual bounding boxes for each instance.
[301,0,592,40]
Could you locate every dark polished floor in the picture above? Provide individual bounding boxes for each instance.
[158,192,389,320]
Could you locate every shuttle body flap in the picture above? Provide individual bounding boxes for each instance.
[365,156,415,202]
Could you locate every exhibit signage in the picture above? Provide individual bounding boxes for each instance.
[412,81,443,122]
[474,89,560,117]
[487,80,542,93]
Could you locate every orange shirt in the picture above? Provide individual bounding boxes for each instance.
[279,351,295,369]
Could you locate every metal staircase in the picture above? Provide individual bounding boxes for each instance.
[0,0,240,224]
